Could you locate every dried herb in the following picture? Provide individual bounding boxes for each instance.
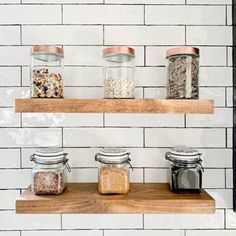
[166,56,199,99]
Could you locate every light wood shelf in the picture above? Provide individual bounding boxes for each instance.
[16,183,215,214]
[14,99,214,114]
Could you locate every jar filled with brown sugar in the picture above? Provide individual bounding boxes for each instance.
[95,148,131,194]
[166,47,200,99]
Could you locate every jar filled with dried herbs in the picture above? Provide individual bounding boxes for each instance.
[30,148,71,195]
[31,46,64,98]
[166,47,200,99]
[95,148,132,194]
[103,47,135,99]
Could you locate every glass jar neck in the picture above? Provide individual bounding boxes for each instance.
[34,162,65,169]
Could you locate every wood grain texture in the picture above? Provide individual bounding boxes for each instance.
[14,99,214,114]
[16,183,215,214]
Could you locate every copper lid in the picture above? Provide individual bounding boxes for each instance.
[31,45,64,56]
[166,47,199,57]
[103,47,135,57]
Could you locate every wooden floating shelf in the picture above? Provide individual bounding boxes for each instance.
[16,183,215,214]
[14,99,214,114]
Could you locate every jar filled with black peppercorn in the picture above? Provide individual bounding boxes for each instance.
[30,148,71,195]
[166,47,199,99]
[165,146,203,193]
[30,46,64,98]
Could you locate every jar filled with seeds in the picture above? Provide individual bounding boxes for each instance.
[95,148,132,194]
[166,47,200,99]
[30,148,71,195]
[31,45,64,98]
[103,47,135,99]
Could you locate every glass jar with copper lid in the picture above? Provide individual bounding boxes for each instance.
[31,45,64,98]
[103,47,135,99]
[166,47,199,99]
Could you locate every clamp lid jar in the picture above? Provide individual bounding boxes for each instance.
[103,47,135,99]
[30,45,64,98]
[165,146,203,193]
[31,148,70,195]
[166,47,199,99]
[95,148,132,194]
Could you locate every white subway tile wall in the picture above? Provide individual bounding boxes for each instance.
[0,0,234,235]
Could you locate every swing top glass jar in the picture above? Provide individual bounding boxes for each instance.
[95,148,132,194]
[31,45,64,98]
[103,47,135,99]
[30,148,70,195]
[165,146,203,193]
[166,47,199,99]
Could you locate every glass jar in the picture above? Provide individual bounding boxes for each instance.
[103,47,135,99]
[95,148,131,194]
[166,47,199,99]
[30,148,71,195]
[165,146,203,193]
[31,45,64,98]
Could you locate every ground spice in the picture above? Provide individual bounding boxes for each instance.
[32,68,63,98]
[98,165,129,194]
[32,171,64,195]
[166,56,199,99]
[104,76,135,98]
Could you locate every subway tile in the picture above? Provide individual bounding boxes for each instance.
[0,67,21,86]
[0,0,20,3]
[187,0,232,4]
[22,113,103,127]
[227,128,232,148]
[0,128,62,147]
[203,169,225,188]
[0,108,20,127]
[22,230,103,236]
[64,87,102,99]
[105,26,185,46]
[0,211,60,230]
[104,230,184,236]
[23,0,102,2]
[0,190,20,209]
[144,210,224,229]
[62,214,143,229]
[226,210,236,229]
[0,169,31,189]
[227,6,232,25]
[144,168,168,183]
[146,47,227,66]
[106,0,185,3]
[186,108,232,127]
[226,168,233,188]
[0,87,29,107]
[145,128,225,148]
[105,114,184,127]
[200,87,225,107]
[0,232,20,236]
[63,128,143,147]
[227,87,233,107]
[0,149,20,168]
[187,230,236,236]
[146,6,225,25]
[144,88,166,99]
[200,148,232,168]
[130,168,144,182]
[64,46,144,66]
[200,67,232,87]
[63,5,143,25]
[68,168,97,183]
[0,5,61,24]
[186,26,232,46]
[0,26,20,45]
[228,47,232,66]
[22,26,103,45]
[207,189,233,209]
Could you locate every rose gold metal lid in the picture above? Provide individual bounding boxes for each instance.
[166,47,199,57]
[103,47,135,57]
[31,45,64,56]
